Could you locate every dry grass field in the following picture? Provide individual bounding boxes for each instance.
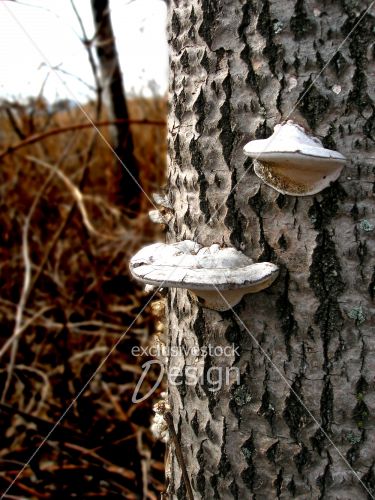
[0,96,167,498]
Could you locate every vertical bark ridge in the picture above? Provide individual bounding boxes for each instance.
[224,169,247,249]
[276,269,299,360]
[248,189,276,261]
[167,1,375,498]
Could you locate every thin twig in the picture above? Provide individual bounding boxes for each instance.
[163,411,194,500]
[0,118,165,161]
[0,307,52,361]
[0,136,78,386]
[70,0,102,111]
[1,164,57,402]
[4,107,26,139]
[26,155,117,239]
[136,428,151,500]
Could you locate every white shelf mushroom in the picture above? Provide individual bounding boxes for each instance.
[148,209,171,225]
[129,241,279,311]
[243,121,346,196]
[149,192,173,226]
[152,192,172,209]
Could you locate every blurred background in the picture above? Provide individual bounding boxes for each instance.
[0,0,168,497]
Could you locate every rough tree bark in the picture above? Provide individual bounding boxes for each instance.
[166,0,375,498]
[91,0,140,209]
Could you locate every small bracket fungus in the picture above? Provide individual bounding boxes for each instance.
[129,240,279,311]
[151,396,170,443]
[143,283,157,294]
[148,209,172,225]
[243,121,346,196]
[149,192,173,227]
[152,192,172,209]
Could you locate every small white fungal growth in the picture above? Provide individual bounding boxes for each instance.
[243,121,346,196]
[152,192,172,209]
[129,241,279,311]
[149,193,173,226]
[151,397,170,443]
[148,209,171,225]
[151,412,169,442]
[286,77,298,92]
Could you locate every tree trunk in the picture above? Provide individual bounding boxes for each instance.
[166,1,375,498]
[91,0,140,209]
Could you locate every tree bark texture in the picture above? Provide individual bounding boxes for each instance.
[166,0,375,498]
[91,0,140,208]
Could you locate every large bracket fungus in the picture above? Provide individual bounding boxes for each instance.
[129,240,279,311]
[243,121,346,196]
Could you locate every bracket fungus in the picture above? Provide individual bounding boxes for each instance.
[243,121,346,196]
[148,209,172,225]
[152,192,172,209]
[149,192,173,227]
[129,240,279,311]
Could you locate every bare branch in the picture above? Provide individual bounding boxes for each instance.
[26,155,122,240]
[4,107,26,140]
[1,165,57,401]
[0,119,165,160]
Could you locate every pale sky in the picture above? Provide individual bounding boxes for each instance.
[0,0,169,102]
